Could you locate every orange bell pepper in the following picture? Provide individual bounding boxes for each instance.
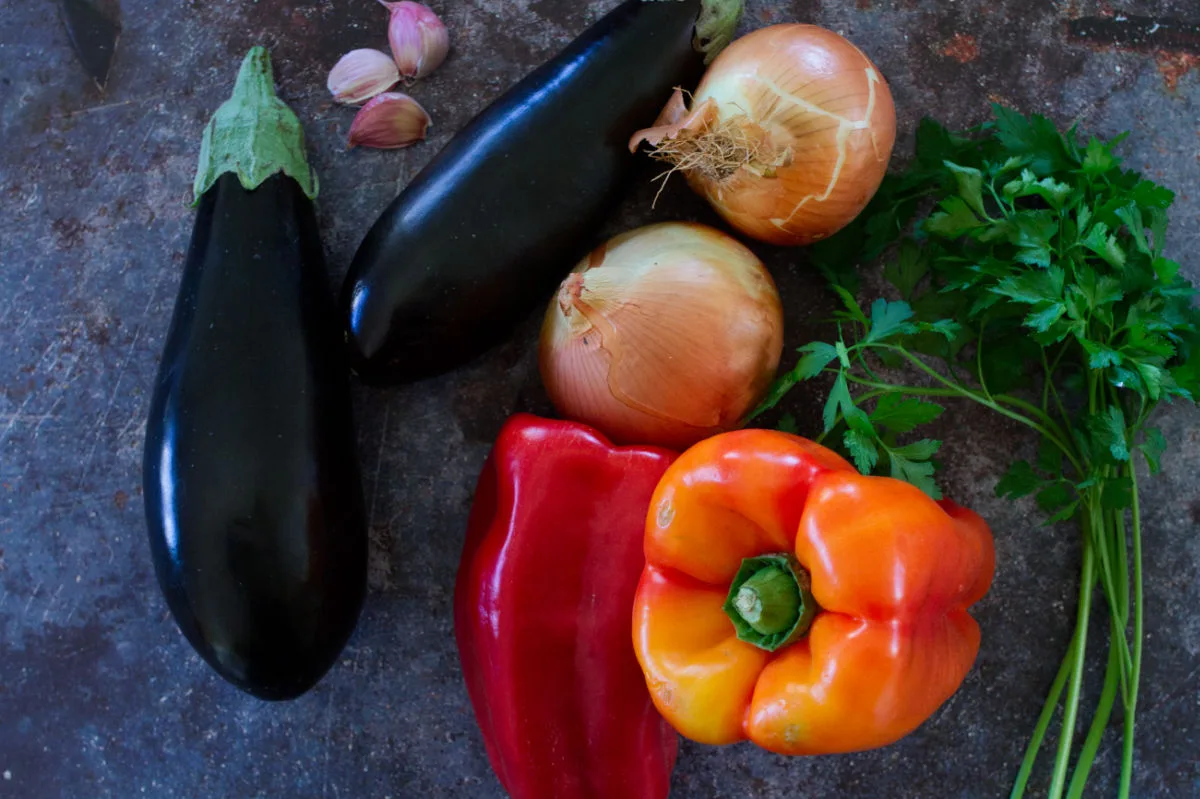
[632,429,995,755]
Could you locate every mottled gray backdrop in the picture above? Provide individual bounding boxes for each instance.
[1,0,1197,797]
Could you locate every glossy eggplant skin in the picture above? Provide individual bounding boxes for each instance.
[144,173,367,701]
[342,0,706,384]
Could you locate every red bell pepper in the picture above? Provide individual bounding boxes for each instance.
[454,414,679,799]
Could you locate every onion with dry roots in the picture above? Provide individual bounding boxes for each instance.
[630,24,897,246]
[539,222,784,450]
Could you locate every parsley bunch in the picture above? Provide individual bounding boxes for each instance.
[754,105,1200,798]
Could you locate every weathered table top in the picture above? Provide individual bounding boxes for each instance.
[2,1,1197,796]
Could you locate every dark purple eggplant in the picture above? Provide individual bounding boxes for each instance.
[342,0,744,384]
[143,48,366,701]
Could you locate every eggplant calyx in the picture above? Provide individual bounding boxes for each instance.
[193,46,319,204]
[694,0,743,63]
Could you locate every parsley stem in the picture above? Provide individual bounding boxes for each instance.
[843,377,961,398]
[856,349,887,385]
[977,319,993,401]
[1043,347,1078,463]
[1119,461,1144,798]
[1104,383,1133,697]
[872,345,1085,476]
[1087,493,1134,683]
[1110,505,1130,623]
[846,373,1079,475]
[1065,623,1122,799]
[1048,539,1095,799]
[1011,638,1074,799]
[986,179,1011,216]
[1085,487,1135,694]
[1040,345,1067,419]
[1111,521,1132,704]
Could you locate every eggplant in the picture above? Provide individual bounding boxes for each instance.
[143,48,367,701]
[342,0,744,384]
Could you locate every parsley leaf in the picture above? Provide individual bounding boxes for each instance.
[1004,210,1059,266]
[793,342,840,380]
[1139,427,1166,473]
[889,451,942,499]
[823,372,856,433]
[871,395,945,434]
[1082,339,1122,369]
[1088,406,1130,463]
[991,103,1078,175]
[945,161,987,216]
[1036,481,1077,519]
[844,429,879,473]
[884,239,929,300]
[832,285,868,326]
[1081,222,1127,269]
[1081,136,1119,176]
[1044,499,1081,525]
[866,299,916,343]
[890,439,941,461]
[1037,434,1063,473]
[992,265,1065,305]
[996,460,1043,499]
[926,196,985,238]
[1101,477,1133,510]
[1003,169,1073,210]
[1131,179,1174,210]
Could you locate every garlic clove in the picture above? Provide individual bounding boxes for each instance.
[347,92,431,149]
[327,49,401,105]
[379,1,450,81]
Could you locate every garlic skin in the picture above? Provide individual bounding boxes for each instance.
[327,49,401,105]
[347,93,431,149]
[539,222,784,450]
[380,1,449,82]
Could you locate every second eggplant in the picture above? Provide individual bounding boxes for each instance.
[341,0,744,384]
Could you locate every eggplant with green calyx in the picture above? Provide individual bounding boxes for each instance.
[143,47,367,701]
[341,0,744,385]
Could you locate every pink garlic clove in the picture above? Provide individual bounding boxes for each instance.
[327,49,400,105]
[379,1,450,82]
[347,92,431,149]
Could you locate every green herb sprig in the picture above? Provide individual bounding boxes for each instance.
[753,104,1199,799]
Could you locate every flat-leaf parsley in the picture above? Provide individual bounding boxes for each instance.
[753,104,1199,799]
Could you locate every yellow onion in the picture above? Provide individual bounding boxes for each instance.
[539,222,783,450]
[630,24,897,246]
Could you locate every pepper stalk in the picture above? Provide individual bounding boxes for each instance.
[723,553,816,651]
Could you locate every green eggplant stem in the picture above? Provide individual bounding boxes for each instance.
[193,46,318,204]
[695,0,744,62]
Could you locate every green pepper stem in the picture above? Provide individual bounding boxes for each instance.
[734,566,798,635]
[723,554,816,652]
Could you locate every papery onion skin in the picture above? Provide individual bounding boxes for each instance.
[633,24,897,247]
[539,222,783,450]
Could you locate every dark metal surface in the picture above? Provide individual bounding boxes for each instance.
[1,1,1197,797]
[58,0,121,90]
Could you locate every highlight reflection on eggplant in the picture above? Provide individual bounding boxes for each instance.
[143,48,367,701]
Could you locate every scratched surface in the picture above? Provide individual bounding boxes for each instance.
[1,0,1198,797]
